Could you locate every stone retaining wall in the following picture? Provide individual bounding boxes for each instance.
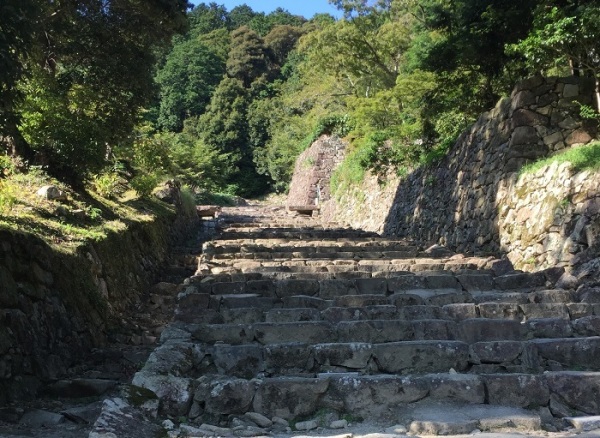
[287,135,346,208]
[315,76,598,270]
[0,200,198,404]
[498,162,600,271]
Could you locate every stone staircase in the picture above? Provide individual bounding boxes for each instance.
[98,205,600,437]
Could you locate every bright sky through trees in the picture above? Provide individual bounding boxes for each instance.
[189,0,342,19]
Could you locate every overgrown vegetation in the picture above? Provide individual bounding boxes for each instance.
[521,141,600,175]
[1,0,599,217]
[0,164,184,253]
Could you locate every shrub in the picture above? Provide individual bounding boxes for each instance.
[91,172,124,198]
[130,174,161,198]
[0,181,17,213]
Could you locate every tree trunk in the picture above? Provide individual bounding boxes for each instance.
[595,76,600,113]
[2,117,35,164]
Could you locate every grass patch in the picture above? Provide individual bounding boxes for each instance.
[0,164,174,253]
[520,141,600,175]
[195,191,240,206]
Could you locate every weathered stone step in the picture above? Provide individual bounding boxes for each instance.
[133,366,600,420]
[165,335,600,378]
[182,316,600,349]
[204,242,420,255]
[206,249,423,262]
[217,230,381,240]
[199,300,598,328]
[184,273,558,300]
[204,263,500,278]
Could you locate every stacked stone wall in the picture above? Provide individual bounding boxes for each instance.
[286,135,346,208]
[0,203,198,404]
[315,76,598,270]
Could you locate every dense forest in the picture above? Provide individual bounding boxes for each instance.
[1,0,599,201]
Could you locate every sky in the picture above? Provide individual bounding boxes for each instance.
[190,0,342,19]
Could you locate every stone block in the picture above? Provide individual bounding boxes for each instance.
[264,343,312,372]
[334,294,389,307]
[318,280,357,299]
[399,305,444,320]
[422,373,485,404]
[246,280,277,297]
[312,343,373,369]
[221,308,263,324]
[545,371,600,415]
[478,303,522,320]
[373,341,469,373]
[265,308,320,323]
[493,272,546,290]
[512,109,548,127]
[527,318,573,338]
[354,278,387,295]
[213,344,264,379]
[212,281,246,295]
[532,338,600,369]
[425,274,460,289]
[389,293,425,306]
[510,126,539,146]
[326,375,428,415]
[470,341,523,364]
[195,376,255,415]
[131,372,193,416]
[443,303,479,320]
[254,321,335,344]
[142,343,203,376]
[456,274,494,292]
[456,319,525,343]
[282,295,329,310]
[192,323,254,345]
[412,320,457,340]
[484,374,549,408]
[253,377,329,419]
[337,320,414,343]
[519,303,569,320]
[275,280,320,298]
[387,275,427,291]
[572,316,600,336]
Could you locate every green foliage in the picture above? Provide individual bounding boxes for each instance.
[155,38,225,131]
[131,174,161,198]
[578,104,600,121]
[92,172,125,199]
[0,155,16,178]
[9,0,188,181]
[521,141,600,175]
[226,26,271,87]
[179,186,197,213]
[195,191,239,206]
[508,4,600,78]
[0,180,18,214]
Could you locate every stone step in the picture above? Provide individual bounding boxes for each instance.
[217,230,381,240]
[132,366,600,420]
[203,263,503,278]
[183,273,562,300]
[187,300,598,328]
[148,334,600,379]
[180,315,600,347]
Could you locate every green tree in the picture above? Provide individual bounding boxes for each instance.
[229,4,258,30]
[188,2,230,36]
[0,0,39,160]
[509,2,600,110]
[248,8,306,36]
[226,26,272,87]
[264,25,305,67]
[156,38,225,131]
[13,0,189,180]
